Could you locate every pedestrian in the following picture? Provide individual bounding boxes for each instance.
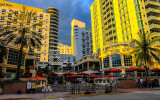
[137,79,140,88]
[140,77,143,88]
[148,78,151,88]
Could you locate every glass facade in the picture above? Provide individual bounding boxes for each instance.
[7,49,25,66]
[103,57,110,68]
[112,55,122,67]
[124,55,132,66]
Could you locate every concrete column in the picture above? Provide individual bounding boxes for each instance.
[101,58,104,69]
[109,55,112,68]
[87,61,89,71]
[132,54,136,66]
[121,54,124,67]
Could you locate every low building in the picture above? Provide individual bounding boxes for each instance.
[60,54,74,72]
[74,54,100,74]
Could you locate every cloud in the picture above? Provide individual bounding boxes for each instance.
[5,0,95,45]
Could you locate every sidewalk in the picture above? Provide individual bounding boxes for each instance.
[0,88,160,99]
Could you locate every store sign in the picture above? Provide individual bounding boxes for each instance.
[0,3,13,7]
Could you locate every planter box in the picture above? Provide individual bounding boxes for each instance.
[3,82,26,94]
[117,80,137,89]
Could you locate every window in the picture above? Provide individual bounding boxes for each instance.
[112,55,122,67]
[8,49,25,66]
[33,25,36,30]
[124,55,132,66]
[39,14,43,19]
[8,14,12,18]
[37,54,40,58]
[7,22,11,25]
[33,17,37,22]
[103,57,110,68]
[0,17,4,23]
[2,9,6,12]
[15,11,18,15]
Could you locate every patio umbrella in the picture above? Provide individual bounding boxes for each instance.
[104,74,117,77]
[67,75,82,78]
[109,68,122,72]
[86,74,101,78]
[38,68,43,77]
[126,67,138,72]
[26,68,31,78]
[28,76,47,80]
[77,72,88,75]
[137,68,145,72]
[151,68,160,72]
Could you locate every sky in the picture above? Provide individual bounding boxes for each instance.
[6,0,95,46]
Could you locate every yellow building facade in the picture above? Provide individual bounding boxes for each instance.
[0,0,59,77]
[57,43,72,54]
[90,0,160,73]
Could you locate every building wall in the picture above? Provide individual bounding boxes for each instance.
[57,43,72,54]
[60,54,74,70]
[71,19,93,62]
[90,0,160,71]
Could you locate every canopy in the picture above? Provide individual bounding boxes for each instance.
[63,72,75,76]
[28,76,47,80]
[137,68,145,72]
[109,68,122,72]
[67,75,82,78]
[151,68,160,72]
[104,74,117,77]
[126,67,138,72]
[77,72,88,75]
[86,74,101,78]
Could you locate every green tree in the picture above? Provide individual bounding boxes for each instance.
[131,31,160,87]
[0,7,43,80]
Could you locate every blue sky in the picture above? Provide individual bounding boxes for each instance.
[6,0,94,46]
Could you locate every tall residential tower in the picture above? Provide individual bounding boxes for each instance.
[90,0,160,72]
[71,19,93,62]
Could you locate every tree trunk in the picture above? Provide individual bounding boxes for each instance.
[15,28,25,80]
[144,61,149,88]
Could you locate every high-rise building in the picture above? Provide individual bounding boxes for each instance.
[71,19,93,62]
[57,43,72,54]
[46,7,61,70]
[90,0,160,72]
[0,0,59,73]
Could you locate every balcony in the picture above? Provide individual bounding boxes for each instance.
[147,16,160,23]
[149,24,160,30]
[146,8,160,15]
[145,0,160,8]
[151,32,160,36]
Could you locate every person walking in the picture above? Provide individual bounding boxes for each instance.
[148,78,151,88]
[140,78,144,88]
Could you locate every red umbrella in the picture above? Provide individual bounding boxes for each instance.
[28,76,47,80]
[63,72,75,76]
[26,68,31,78]
[126,67,138,72]
[77,72,88,75]
[67,75,82,78]
[38,68,43,77]
[137,68,145,72]
[86,74,101,78]
[104,74,117,77]
[151,68,160,72]
[109,68,122,72]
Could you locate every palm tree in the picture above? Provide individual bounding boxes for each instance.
[0,6,43,80]
[0,40,7,60]
[131,31,160,87]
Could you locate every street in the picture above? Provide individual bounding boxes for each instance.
[39,90,160,100]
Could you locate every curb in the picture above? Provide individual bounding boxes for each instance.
[0,98,31,100]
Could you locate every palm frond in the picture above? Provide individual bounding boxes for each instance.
[150,51,160,63]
